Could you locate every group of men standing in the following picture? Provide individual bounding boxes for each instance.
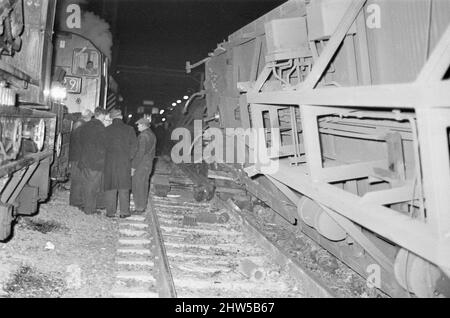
[68,107,156,218]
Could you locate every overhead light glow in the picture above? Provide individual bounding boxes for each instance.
[128,114,132,118]
[176,100,181,104]
[183,95,189,100]
[162,118,166,122]
[160,109,164,114]
[172,102,176,107]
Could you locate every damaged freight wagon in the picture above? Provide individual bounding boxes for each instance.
[0,0,57,241]
[182,0,450,297]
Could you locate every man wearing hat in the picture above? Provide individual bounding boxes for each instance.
[131,116,157,214]
[103,109,137,218]
[68,109,93,209]
[78,107,107,214]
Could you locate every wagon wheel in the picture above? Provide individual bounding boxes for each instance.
[0,86,15,106]
[0,141,8,163]
[11,119,22,157]
[0,204,13,241]
[55,132,62,157]
[33,119,45,151]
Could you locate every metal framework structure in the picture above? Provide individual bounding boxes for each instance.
[185,0,450,297]
[245,0,450,276]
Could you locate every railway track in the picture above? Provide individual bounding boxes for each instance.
[111,214,159,298]
[110,157,340,298]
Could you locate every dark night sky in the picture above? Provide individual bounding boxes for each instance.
[111,0,285,112]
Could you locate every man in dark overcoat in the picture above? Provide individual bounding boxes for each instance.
[68,109,93,209]
[78,107,107,214]
[95,112,113,210]
[131,116,157,214]
[104,109,137,218]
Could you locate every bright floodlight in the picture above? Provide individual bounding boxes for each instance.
[160,109,164,114]
[50,86,67,100]
[172,102,176,106]
[162,118,166,122]
[176,99,181,104]
[128,114,132,118]
[183,95,189,100]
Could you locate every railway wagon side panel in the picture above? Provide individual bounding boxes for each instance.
[0,0,57,241]
[363,0,450,84]
[1,0,56,106]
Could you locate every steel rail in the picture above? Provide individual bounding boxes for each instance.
[220,198,336,298]
[172,158,337,298]
[148,195,177,298]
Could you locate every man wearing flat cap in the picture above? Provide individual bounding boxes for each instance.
[104,109,137,218]
[68,109,93,209]
[131,116,157,214]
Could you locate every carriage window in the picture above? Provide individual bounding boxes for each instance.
[72,49,99,76]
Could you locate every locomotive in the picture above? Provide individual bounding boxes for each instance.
[181,0,450,297]
[53,31,118,114]
[50,30,120,181]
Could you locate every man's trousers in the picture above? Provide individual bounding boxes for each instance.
[105,189,130,217]
[69,164,83,208]
[80,168,102,214]
[132,165,152,211]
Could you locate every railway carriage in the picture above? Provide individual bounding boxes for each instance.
[182,0,450,297]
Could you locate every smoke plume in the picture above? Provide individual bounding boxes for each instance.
[79,11,112,61]
[56,0,113,61]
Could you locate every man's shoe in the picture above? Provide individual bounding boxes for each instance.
[106,214,115,218]
[119,214,131,219]
[131,209,145,215]
[85,210,102,215]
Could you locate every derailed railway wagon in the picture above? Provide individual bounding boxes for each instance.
[0,0,57,241]
[183,0,450,297]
